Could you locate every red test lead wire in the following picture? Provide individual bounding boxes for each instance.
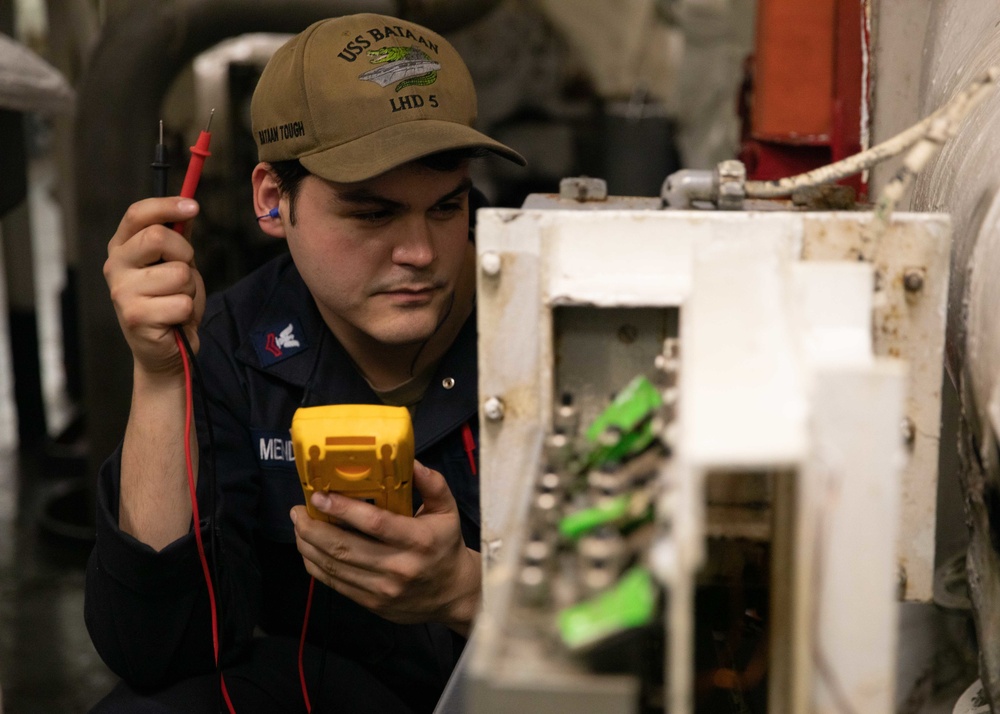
[461,423,477,476]
[298,576,317,712]
[172,109,214,234]
[176,333,236,714]
[167,111,315,712]
[157,115,235,714]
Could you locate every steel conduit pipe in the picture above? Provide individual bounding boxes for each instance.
[907,1,1000,706]
[72,0,501,522]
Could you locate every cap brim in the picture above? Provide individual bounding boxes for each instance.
[298,119,526,183]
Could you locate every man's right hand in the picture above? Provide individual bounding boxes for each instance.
[104,197,206,378]
[108,198,206,549]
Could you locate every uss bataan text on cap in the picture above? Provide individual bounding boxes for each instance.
[251,13,525,183]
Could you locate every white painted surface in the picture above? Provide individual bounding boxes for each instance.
[681,230,807,467]
[809,361,906,714]
[792,262,874,367]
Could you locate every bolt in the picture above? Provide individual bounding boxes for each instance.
[903,268,925,293]
[535,491,558,512]
[484,396,505,421]
[523,539,552,564]
[520,565,546,588]
[901,417,916,447]
[553,404,579,436]
[481,251,501,277]
[539,471,562,492]
[617,324,638,344]
[560,176,607,202]
[484,538,503,565]
[714,159,747,210]
[544,432,571,468]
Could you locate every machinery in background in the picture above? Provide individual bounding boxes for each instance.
[900,6,1000,704]
[738,0,866,198]
[466,178,950,713]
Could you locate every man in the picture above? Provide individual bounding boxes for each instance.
[85,13,524,713]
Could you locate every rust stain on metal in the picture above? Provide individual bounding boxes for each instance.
[498,384,540,421]
[482,252,517,311]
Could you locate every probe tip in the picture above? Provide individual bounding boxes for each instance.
[205,109,215,132]
[158,119,163,144]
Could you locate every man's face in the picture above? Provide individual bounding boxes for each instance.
[281,162,474,348]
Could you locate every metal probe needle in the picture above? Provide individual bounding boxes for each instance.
[151,119,169,198]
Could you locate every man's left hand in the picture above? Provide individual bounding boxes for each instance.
[291,460,480,636]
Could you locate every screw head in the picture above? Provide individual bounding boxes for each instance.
[901,417,916,447]
[903,268,925,292]
[481,251,502,277]
[442,377,455,389]
[484,396,505,421]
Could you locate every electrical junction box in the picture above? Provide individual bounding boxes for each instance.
[467,204,951,714]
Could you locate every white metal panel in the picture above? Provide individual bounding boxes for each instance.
[807,360,906,714]
[544,210,802,307]
[801,213,951,601]
[791,262,875,367]
[476,210,547,579]
[477,208,949,602]
[472,207,949,714]
[680,230,808,468]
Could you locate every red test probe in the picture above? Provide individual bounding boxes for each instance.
[172,109,214,234]
[152,115,236,714]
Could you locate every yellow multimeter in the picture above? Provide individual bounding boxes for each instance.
[291,404,414,522]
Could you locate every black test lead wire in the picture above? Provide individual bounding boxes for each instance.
[151,117,234,713]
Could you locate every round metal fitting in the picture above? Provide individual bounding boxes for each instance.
[902,417,916,447]
[559,176,608,202]
[903,268,925,293]
[714,159,747,210]
[539,471,562,492]
[520,565,545,587]
[534,492,558,512]
[523,539,552,564]
[442,377,455,390]
[484,396,505,421]
[481,251,502,277]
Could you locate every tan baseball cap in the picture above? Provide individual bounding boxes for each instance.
[251,13,526,183]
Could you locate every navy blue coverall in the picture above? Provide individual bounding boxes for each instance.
[84,252,481,714]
